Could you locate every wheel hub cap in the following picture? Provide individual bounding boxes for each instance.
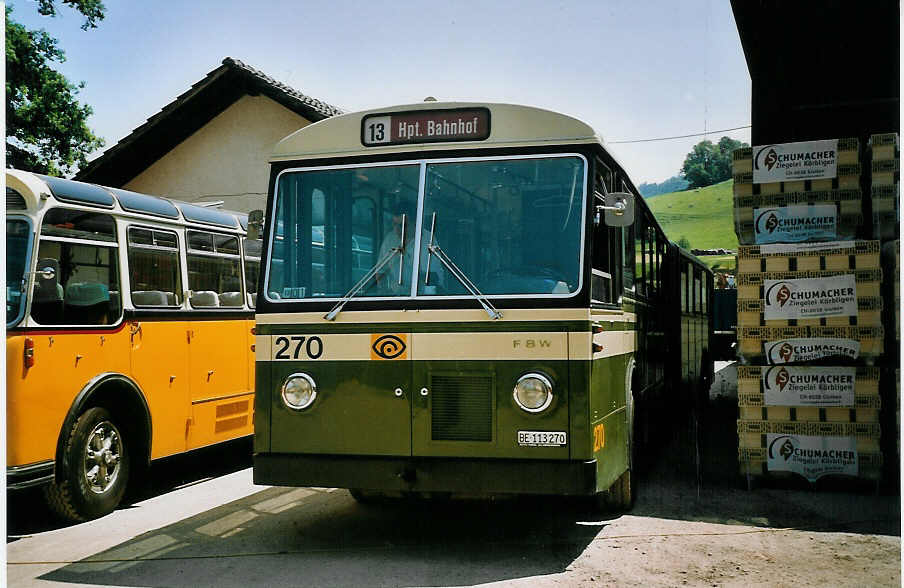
[84,421,122,494]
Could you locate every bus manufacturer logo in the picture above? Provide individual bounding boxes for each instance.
[371,334,407,360]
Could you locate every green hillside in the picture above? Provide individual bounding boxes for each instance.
[646,179,737,251]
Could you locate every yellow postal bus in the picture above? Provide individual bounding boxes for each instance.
[252,102,712,507]
[6,170,259,520]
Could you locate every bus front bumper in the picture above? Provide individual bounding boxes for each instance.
[7,460,55,490]
[254,453,599,495]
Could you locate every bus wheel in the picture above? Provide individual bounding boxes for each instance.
[596,391,636,512]
[606,469,633,510]
[44,407,130,522]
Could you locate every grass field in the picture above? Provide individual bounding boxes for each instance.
[646,179,738,251]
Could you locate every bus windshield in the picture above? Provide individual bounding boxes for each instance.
[266,155,585,300]
[7,218,31,326]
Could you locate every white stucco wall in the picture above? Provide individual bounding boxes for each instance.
[124,95,312,214]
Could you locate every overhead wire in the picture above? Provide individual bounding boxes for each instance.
[608,125,751,145]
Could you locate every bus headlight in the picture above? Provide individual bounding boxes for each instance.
[513,373,553,413]
[281,373,317,410]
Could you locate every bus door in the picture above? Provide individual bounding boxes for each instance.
[125,225,190,458]
[184,230,251,449]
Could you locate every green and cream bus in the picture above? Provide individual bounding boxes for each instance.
[253,102,713,507]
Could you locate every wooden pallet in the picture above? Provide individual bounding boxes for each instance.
[737,325,885,361]
[871,158,899,187]
[736,240,879,273]
[738,448,883,480]
[869,133,899,162]
[736,297,883,328]
[737,365,880,395]
[737,420,881,452]
[733,190,863,245]
[736,268,883,299]
[733,164,861,198]
[731,140,860,175]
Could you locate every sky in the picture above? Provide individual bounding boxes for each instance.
[8,0,752,185]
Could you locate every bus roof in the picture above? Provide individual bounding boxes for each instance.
[6,169,248,231]
[271,101,603,162]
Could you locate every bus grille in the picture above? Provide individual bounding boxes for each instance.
[6,188,26,210]
[430,374,493,442]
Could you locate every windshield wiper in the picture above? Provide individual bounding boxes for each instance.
[425,212,502,320]
[324,215,408,321]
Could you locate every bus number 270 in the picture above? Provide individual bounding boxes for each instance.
[274,336,324,360]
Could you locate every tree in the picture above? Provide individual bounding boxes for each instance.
[637,175,689,198]
[677,235,691,249]
[680,136,748,189]
[35,0,106,30]
[6,2,106,176]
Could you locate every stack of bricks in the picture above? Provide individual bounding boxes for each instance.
[869,133,899,240]
[873,134,900,480]
[732,140,862,244]
[731,139,887,486]
[881,239,900,463]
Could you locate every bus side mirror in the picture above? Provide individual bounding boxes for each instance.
[600,192,634,227]
[248,209,265,240]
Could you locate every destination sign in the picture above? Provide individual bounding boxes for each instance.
[362,108,490,146]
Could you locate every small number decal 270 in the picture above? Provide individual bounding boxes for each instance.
[274,336,323,360]
[593,423,605,452]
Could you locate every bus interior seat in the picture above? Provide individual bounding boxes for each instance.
[63,282,111,324]
[247,292,257,307]
[165,291,177,306]
[218,291,243,307]
[190,290,220,307]
[132,290,169,306]
[30,258,64,324]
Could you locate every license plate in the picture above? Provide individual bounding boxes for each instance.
[517,430,567,447]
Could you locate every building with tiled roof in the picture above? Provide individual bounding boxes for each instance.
[75,57,342,213]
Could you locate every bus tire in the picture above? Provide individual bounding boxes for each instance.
[596,388,636,512]
[606,469,633,510]
[610,386,637,510]
[44,407,130,522]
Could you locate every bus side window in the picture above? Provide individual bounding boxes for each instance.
[635,212,646,297]
[656,238,664,294]
[622,224,635,292]
[701,273,708,314]
[646,224,656,296]
[694,271,702,315]
[33,209,121,326]
[128,227,182,307]
[187,230,243,308]
[591,162,614,303]
[681,265,688,313]
[243,237,262,308]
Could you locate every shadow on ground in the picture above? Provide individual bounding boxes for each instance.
[21,361,902,586]
[632,394,900,538]
[40,490,604,588]
[7,437,253,541]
